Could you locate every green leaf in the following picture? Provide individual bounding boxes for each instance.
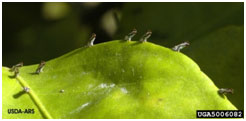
[184,25,244,110]
[3,67,44,119]
[3,40,236,119]
[116,2,243,109]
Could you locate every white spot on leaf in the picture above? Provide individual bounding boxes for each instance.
[99,83,107,88]
[109,83,115,88]
[98,83,115,89]
[70,102,90,114]
[120,88,128,94]
[80,102,90,109]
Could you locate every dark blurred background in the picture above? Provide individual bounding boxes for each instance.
[3,2,123,66]
[3,2,243,109]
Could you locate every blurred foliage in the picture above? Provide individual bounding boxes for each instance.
[3,2,243,109]
[42,2,71,20]
[3,2,122,66]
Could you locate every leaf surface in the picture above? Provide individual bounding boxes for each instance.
[3,40,236,119]
[116,2,244,109]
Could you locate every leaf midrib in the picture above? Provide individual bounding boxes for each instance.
[16,75,53,119]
